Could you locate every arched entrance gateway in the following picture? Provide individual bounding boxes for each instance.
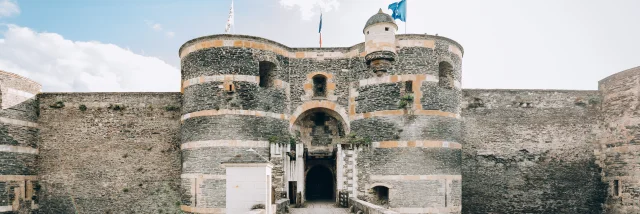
[305,166,334,200]
[291,106,347,203]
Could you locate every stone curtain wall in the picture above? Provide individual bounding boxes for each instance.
[461,89,607,213]
[36,93,183,214]
[598,66,640,214]
[0,71,40,213]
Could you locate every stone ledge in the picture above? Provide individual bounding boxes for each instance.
[370,174,461,181]
[372,141,461,149]
[391,206,462,213]
[181,174,226,180]
[180,205,226,214]
[349,197,399,214]
[357,74,461,90]
[0,145,38,154]
[182,140,269,149]
[0,205,12,212]
[0,117,38,128]
[182,75,290,91]
[0,175,37,181]
[182,109,289,121]
[349,109,461,120]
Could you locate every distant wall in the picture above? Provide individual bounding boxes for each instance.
[461,89,607,213]
[36,93,183,214]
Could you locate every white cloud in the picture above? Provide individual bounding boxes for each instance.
[279,0,340,21]
[145,20,174,39]
[152,23,162,31]
[0,0,19,18]
[0,25,180,92]
[165,31,175,38]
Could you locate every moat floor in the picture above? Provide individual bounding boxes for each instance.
[290,200,349,214]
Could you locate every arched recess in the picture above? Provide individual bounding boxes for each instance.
[438,61,454,89]
[290,101,350,133]
[304,165,335,201]
[312,74,327,98]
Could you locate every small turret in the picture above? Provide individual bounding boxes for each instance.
[363,9,398,76]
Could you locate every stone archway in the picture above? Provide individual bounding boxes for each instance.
[291,107,347,156]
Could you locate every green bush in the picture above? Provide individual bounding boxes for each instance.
[79,104,87,111]
[398,94,414,109]
[342,133,372,146]
[164,105,180,111]
[50,101,65,109]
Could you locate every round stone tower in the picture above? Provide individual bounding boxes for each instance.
[363,8,398,76]
[598,66,640,214]
[350,10,464,213]
[0,70,41,213]
[178,35,290,213]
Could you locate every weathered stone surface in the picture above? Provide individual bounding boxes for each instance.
[37,93,183,214]
[461,89,606,214]
[181,115,288,143]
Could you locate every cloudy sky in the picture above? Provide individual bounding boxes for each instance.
[0,0,638,92]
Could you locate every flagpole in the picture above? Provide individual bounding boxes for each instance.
[405,0,407,34]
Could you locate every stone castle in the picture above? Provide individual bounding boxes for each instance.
[0,10,637,214]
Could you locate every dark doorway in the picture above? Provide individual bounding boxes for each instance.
[305,166,334,201]
[289,181,297,204]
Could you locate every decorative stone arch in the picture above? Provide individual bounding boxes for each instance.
[255,54,279,67]
[302,71,337,101]
[436,55,456,89]
[290,100,350,133]
[367,183,394,190]
[368,183,393,207]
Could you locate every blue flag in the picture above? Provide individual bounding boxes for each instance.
[318,13,323,33]
[388,0,407,22]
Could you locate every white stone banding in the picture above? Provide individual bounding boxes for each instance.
[357,74,461,90]
[392,206,462,213]
[181,140,269,150]
[0,117,37,128]
[181,109,289,122]
[372,141,462,149]
[181,75,290,91]
[0,175,37,181]
[180,205,226,214]
[0,145,38,154]
[181,174,226,180]
[370,174,461,181]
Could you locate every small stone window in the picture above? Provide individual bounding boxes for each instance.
[312,75,327,98]
[371,186,389,206]
[385,27,389,31]
[614,180,620,196]
[259,61,276,88]
[405,81,413,93]
[438,61,454,89]
[367,31,369,35]
[223,81,235,92]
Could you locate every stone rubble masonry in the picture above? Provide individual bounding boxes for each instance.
[1,21,637,214]
[0,70,40,213]
[598,66,640,214]
[36,92,183,214]
[462,89,606,214]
